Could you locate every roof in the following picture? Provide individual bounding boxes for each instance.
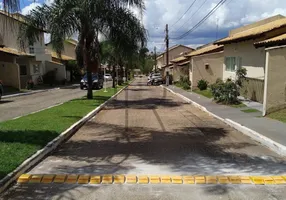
[157,44,194,57]
[215,17,286,45]
[50,51,75,61]
[171,56,188,63]
[45,60,64,65]
[66,39,78,46]
[178,60,190,66]
[254,33,286,48]
[0,47,34,56]
[186,44,223,57]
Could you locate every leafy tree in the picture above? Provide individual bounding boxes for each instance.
[18,0,146,99]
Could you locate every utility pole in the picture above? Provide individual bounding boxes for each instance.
[165,24,169,86]
[154,46,157,72]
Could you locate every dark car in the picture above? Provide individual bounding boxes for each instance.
[0,80,3,100]
[80,73,104,90]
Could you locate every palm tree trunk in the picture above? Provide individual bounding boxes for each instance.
[83,34,93,99]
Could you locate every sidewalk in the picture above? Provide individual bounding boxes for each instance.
[164,85,286,156]
[2,84,79,99]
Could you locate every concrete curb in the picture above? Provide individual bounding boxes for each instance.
[2,84,79,99]
[0,84,130,194]
[161,85,286,156]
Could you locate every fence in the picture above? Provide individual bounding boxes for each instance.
[241,77,264,103]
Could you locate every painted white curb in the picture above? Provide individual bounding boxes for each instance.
[2,84,79,99]
[0,84,130,194]
[161,85,286,156]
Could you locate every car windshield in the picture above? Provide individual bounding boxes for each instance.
[83,74,98,79]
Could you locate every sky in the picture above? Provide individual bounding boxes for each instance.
[10,0,286,52]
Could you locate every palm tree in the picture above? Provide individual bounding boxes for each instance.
[18,0,147,99]
[2,0,20,12]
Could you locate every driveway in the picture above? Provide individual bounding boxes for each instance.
[1,78,286,199]
[0,82,112,122]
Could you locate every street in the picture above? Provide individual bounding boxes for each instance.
[0,82,112,122]
[1,78,286,199]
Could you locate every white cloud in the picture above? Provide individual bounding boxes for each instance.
[21,2,41,15]
[0,2,3,10]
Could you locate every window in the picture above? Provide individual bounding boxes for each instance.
[29,46,35,54]
[225,57,242,72]
[20,65,27,76]
[33,64,40,74]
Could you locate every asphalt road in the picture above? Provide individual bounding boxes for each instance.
[0,82,112,122]
[1,78,286,199]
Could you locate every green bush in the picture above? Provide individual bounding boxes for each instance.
[178,76,191,90]
[43,70,57,86]
[197,79,208,91]
[210,79,240,104]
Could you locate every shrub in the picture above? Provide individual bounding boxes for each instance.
[26,79,34,90]
[210,79,240,104]
[43,70,57,86]
[178,76,191,90]
[197,79,208,91]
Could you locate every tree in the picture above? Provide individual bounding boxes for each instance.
[18,0,147,99]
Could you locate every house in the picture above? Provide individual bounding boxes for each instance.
[156,44,194,77]
[186,44,224,89]
[46,39,77,82]
[214,15,286,103]
[0,11,65,89]
[254,33,286,115]
[170,55,190,82]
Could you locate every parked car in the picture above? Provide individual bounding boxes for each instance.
[0,80,3,100]
[80,73,104,90]
[148,73,163,85]
[104,74,112,81]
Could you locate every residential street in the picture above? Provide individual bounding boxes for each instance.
[1,78,286,200]
[0,82,112,122]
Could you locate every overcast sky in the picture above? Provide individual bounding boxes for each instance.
[11,0,286,52]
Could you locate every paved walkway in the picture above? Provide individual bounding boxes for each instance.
[2,78,286,200]
[166,85,286,154]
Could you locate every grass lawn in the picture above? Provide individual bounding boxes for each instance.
[268,108,286,123]
[241,108,260,113]
[0,85,126,179]
[193,89,213,99]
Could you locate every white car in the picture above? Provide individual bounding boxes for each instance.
[104,74,112,81]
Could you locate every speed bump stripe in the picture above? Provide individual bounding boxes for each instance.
[206,176,217,184]
[90,176,101,184]
[29,175,43,183]
[54,175,66,183]
[172,176,183,184]
[150,176,160,184]
[183,176,195,184]
[114,175,125,184]
[102,175,113,184]
[126,175,137,184]
[17,174,286,185]
[161,176,171,184]
[17,174,31,183]
[218,176,229,184]
[66,175,78,184]
[78,175,90,184]
[138,176,149,184]
[41,175,55,183]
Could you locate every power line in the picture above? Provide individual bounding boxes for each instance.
[170,0,197,28]
[173,0,228,40]
[171,0,208,35]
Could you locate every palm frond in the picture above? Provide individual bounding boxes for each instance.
[3,0,20,12]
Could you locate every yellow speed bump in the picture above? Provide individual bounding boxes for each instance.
[78,175,90,184]
[218,176,229,184]
[263,177,275,185]
[41,175,55,184]
[150,176,161,184]
[206,176,217,184]
[90,175,101,184]
[17,174,31,183]
[54,175,67,183]
[66,175,78,184]
[250,176,264,185]
[126,175,137,184]
[195,176,206,184]
[183,176,195,184]
[102,175,113,184]
[161,176,171,184]
[114,175,125,184]
[138,175,149,184]
[228,176,241,184]
[240,176,252,184]
[272,176,286,184]
[172,176,183,184]
[29,175,43,183]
